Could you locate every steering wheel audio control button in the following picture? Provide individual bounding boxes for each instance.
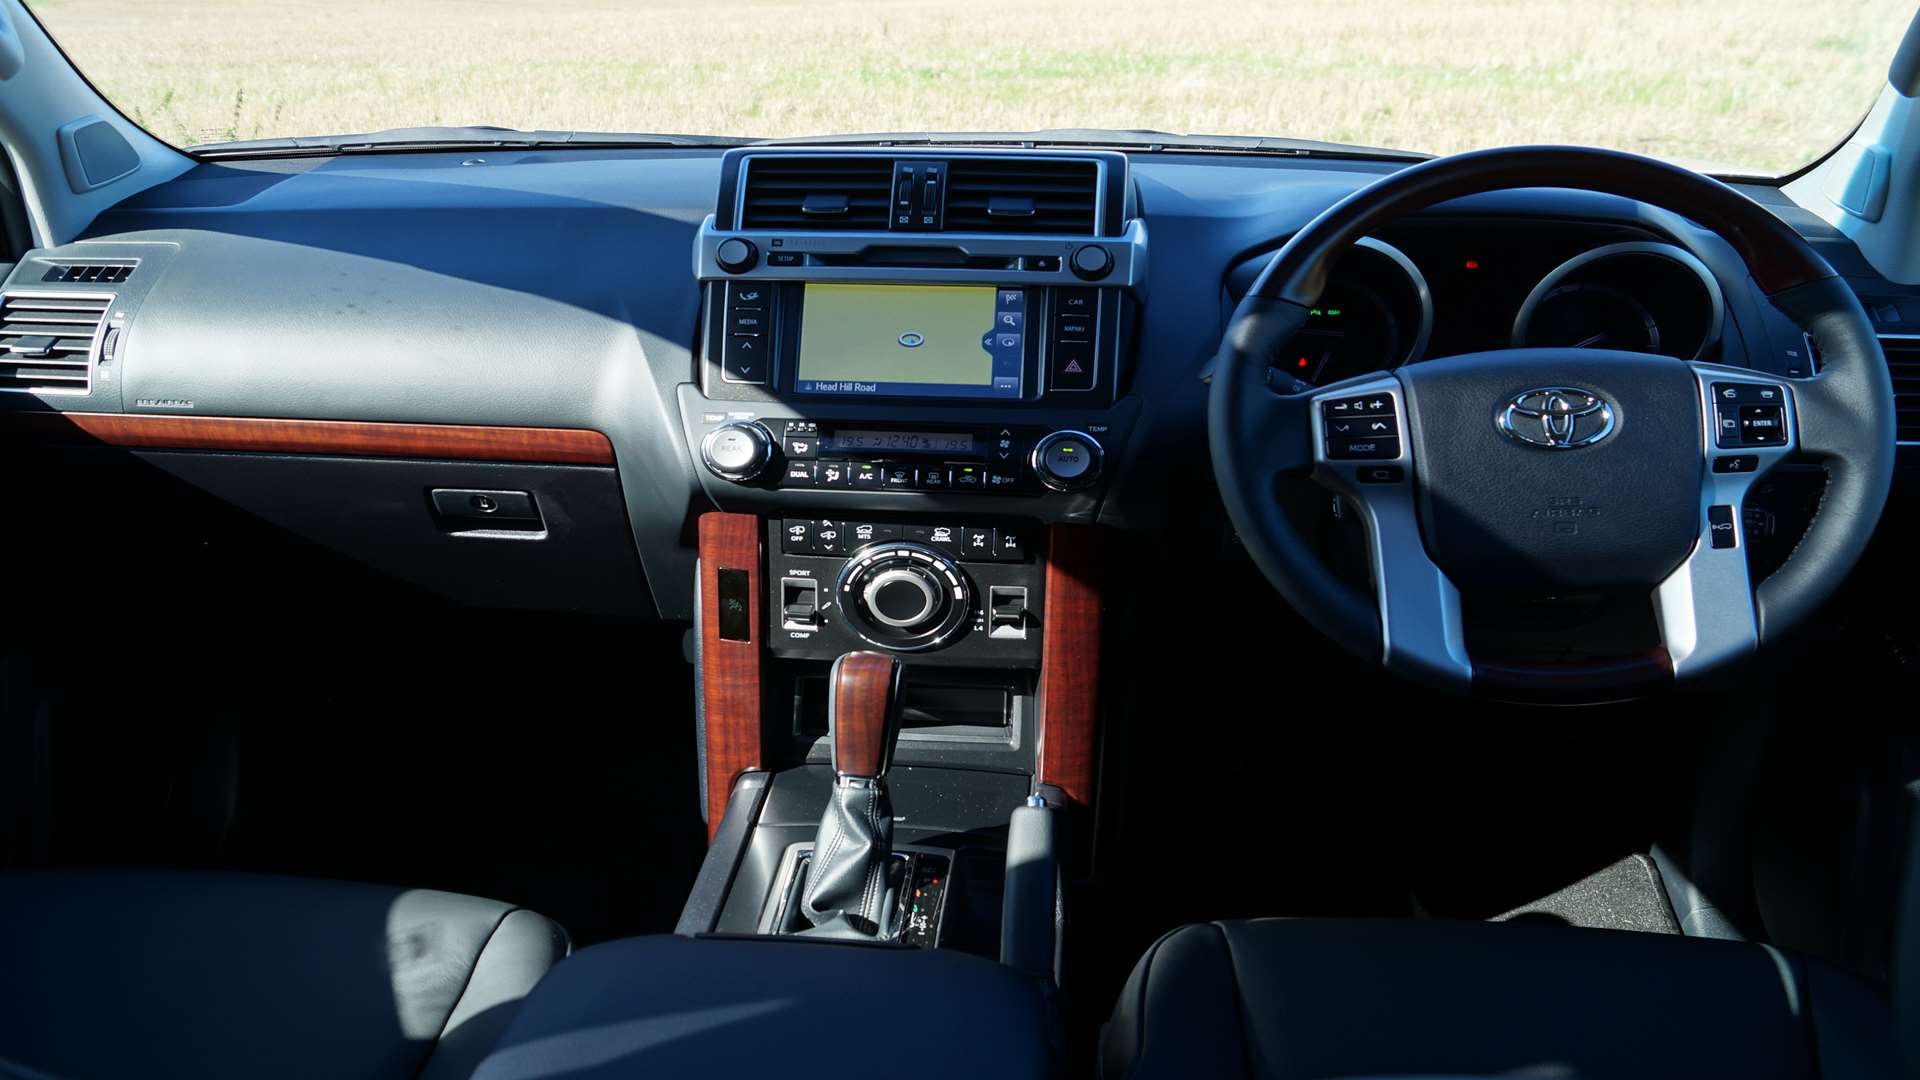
[1327,436,1401,460]
[1358,465,1406,483]
[1322,395,1395,417]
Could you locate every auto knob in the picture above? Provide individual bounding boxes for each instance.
[1030,429,1104,492]
[715,237,758,274]
[1069,244,1113,281]
[700,420,776,482]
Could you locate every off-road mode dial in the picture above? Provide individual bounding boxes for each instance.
[835,542,973,651]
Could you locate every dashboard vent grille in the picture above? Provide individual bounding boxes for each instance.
[943,158,1099,235]
[39,261,133,284]
[1882,336,1920,441]
[0,292,110,393]
[741,157,894,230]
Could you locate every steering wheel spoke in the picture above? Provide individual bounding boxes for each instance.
[1309,375,1473,689]
[1652,363,1799,681]
[1208,147,1894,699]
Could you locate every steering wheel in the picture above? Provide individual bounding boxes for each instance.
[1210,146,1897,702]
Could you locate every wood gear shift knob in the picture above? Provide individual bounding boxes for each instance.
[828,651,902,778]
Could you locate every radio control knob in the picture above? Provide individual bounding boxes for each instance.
[1070,245,1113,281]
[1030,430,1104,492]
[715,237,758,274]
[700,420,775,482]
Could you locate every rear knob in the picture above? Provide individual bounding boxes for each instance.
[1030,430,1104,492]
[700,420,775,482]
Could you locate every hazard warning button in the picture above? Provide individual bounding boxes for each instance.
[1049,341,1096,391]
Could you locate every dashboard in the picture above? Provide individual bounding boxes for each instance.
[1,144,1913,633]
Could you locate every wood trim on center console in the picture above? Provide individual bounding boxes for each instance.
[826,651,901,778]
[698,512,765,838]
[0,411,615,465]
[1035,524,1104,807]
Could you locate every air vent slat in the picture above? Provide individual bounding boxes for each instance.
[39,262,133,284]
[943,158,1099,235]
[741,157,895,230]
[1877,336,1920,441]
[1,291,111,394]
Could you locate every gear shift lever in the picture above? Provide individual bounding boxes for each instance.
[801,651,903,934]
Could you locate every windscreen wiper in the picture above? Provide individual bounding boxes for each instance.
[756,128,1431,161]
[190,125,743,158]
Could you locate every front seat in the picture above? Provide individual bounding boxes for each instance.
[0,868,568,1080]
[1102,918,1897,1080]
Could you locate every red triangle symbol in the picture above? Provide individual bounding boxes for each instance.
[1064,359,1084,373]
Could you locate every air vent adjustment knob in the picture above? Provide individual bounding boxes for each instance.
[1070,245,1113,281]
[701,421,776,482]
[715,238,758,274]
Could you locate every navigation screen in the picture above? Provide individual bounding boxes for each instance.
[795,284,1023,399]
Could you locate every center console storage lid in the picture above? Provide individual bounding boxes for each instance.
[468,933,1056,1080]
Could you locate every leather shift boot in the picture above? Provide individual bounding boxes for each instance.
[801,776,895,931]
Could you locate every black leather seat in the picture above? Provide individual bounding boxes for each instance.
[0,868,568,1080]
[1102,918,1898,1080]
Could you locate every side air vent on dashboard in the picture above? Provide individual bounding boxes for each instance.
[943,158,1099,235]
[39,262,133,284]
[1880,336,1920,441]
[741,157,895,231]
[0,292,110,393]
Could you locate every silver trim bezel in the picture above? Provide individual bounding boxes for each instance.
[1308,374,1472,689]
[1351,236,1435,366]
[834,541,974,653]
[1029,429,1104,490]
[1651,363,1797,682]
[1511,241,1726,360]
[0,289,115,397]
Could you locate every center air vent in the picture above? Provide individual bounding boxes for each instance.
[40,262,133,284]
[943,158,1099,235]
[0,292,111,393]
[741,157,894,231]
[1882,336,1920,441]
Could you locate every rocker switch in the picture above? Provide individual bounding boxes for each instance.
[781,578,821,630]
[988,586,1028,640]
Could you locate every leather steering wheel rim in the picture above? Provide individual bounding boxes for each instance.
[1208,145,1898,700]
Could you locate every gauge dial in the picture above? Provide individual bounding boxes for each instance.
[1520,283,1660,353]
[1277,287,1400,385]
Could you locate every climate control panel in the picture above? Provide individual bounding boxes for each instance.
[700,419,1104,496]
[767,516,1044,666]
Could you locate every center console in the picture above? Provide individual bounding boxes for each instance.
[681,146,1138,974]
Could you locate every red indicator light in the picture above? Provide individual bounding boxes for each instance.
[1464,259,1480,270]
[1296,357,1309,368]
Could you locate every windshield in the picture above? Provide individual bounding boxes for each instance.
[24,0,1912,175]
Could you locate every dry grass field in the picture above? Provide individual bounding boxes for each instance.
[23,0,1914,173]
